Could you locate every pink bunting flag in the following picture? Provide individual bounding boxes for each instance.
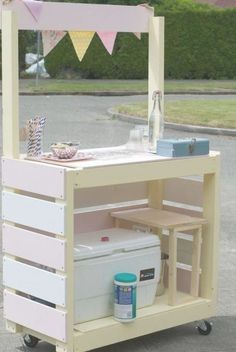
[22,0,43,22]
[97,32,117,55]
[42,31,67,57]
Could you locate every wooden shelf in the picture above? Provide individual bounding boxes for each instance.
[74,291,206,333]
[111,207,207,230]
[73,291,213,352]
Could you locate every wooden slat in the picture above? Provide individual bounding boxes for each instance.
[75,154,219,188]
[2,191,65,235]
[111,208,207,230]
[74,295,213,352]
[2,158,65,199]
[1,2,153,32]
[3,258,66,306]
[4,291,67,342]
[2,224,65,271]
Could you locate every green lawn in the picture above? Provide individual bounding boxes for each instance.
[16,78,236,128]
[18,79,236,94]
[19,79,147,93]
[117,99,236,129]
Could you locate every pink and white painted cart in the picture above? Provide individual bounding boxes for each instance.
[1,1,220,351]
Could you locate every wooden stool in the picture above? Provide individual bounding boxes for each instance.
[111,207,207,306]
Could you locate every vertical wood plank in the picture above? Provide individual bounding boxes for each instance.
[148,17,164,121]
[148,180,164,209]
[148,180,164,236]
[56,170,75,351]
[168,229,177,305]
[2,12,20,333]
[201,159,220,302]
[2,11,19,158]
[190,226,202,297]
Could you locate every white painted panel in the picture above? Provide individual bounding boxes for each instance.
[2,2,153,32]
[4,291,67,342]
[2,158,65,199]
[2,191,65,235]
[3,258,66,306]
[2,224,65,271]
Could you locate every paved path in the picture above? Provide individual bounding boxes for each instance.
[0,95,236,351]
[15,94,236,151]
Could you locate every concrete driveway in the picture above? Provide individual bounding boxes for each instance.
[0,95,236,351]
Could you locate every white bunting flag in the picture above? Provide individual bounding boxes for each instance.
[97,32,117,55]
[42,31,67,57]
[134,33,141,40]
[69,31,95,61]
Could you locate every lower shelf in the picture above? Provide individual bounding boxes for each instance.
[73,291,214,352]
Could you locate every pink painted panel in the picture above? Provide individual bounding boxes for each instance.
[2,1,153,32]
[4,291,67,342]
[164,267,191,294]
[2,158,65,199]
[164,178,203,207]
[74,182,147,208]
[74,204,146,233]
[2,224,65,271]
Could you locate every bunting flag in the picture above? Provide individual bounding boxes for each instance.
[42,31,67,57]
[22,0,43,22]
[97,32,117,55]
[69,31,95,61]
[134,32,141,40]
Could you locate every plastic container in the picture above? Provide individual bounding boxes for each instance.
[73,228,161,323]
[114,273,137,322]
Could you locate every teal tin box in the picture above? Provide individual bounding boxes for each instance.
[156,138,209,157]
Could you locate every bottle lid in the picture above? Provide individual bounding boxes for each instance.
[114,273,137,283]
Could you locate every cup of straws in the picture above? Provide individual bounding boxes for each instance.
[27,116,46,158]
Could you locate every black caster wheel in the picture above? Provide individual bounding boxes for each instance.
[23,334,39,348]
[197,320,212,335]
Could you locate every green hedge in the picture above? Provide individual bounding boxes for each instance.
[163,9,236,79]
[44,7,236,79]
[0,31,36,79]
[45,32,148,79]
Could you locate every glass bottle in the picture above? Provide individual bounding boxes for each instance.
[148,90,164,151]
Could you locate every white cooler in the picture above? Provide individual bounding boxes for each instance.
[74,228,161,323]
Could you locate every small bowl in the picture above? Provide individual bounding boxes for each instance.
[51,142,79,159]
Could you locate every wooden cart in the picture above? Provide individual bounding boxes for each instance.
[1,2,220,351]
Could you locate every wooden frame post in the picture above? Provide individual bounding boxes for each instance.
[148,16,165,119]
[201,156,220,304]
[2,10,20,158]
[56,170,75,352]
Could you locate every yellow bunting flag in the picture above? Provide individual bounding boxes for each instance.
[69,31,95,61]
